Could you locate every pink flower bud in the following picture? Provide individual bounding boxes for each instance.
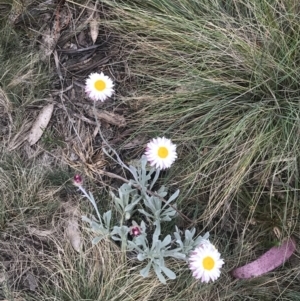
[73,174,83,187]
[129,225,141,237]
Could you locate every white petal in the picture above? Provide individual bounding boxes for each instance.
[85,72,115,102]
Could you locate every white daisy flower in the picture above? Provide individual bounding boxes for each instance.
[145,137,177,169]
[85,72,114,101]
[189,241,224,283]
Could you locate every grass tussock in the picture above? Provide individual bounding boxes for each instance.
[100,0,300,229]
[0,22,50,151]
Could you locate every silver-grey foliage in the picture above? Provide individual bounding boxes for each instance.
[110,183,141,220]
[80,156,209,284]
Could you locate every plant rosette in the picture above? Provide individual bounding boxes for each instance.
[78,142,225,284]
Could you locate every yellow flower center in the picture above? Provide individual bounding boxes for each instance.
[94,79,106,91]
[202,256,215,271]
[157,146,169,159]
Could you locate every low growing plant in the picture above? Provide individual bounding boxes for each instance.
[76,151,222,284]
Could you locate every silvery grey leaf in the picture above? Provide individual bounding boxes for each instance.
[162,189,179,209]
[161,266,176,280]
[150,168,160,190]
[103,210,112,228]
[140,261,151,277]
[153,264,166,284]
[137,253,146,261]
[92,235,105,244]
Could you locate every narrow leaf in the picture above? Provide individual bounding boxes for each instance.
[161,235,171,248]
[92,235,104,244]
[129,165,139,182]
[140,262,151,277]
[162,189,179,209]
[103,210,111,228]
[150,168,160,190]
[153,264,166,284]
[161,266,176,279]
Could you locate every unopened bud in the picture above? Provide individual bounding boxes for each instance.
[73,174,83,186]
[125,212,131,220]
[129,225,142,237]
